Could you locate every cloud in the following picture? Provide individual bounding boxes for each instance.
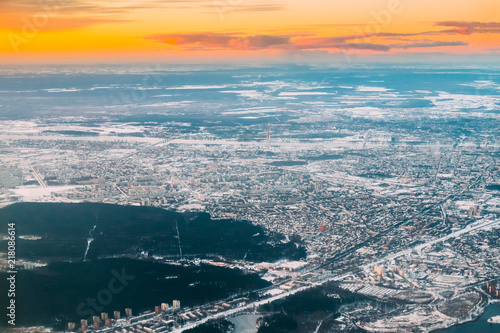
[289,36,390,51]
[145,32,470,53]
[144,32,399,52]
[204,3,287,13]
[299,21,500,39]
[435,21,500,34]
[390,40,469,49]
[0,0,137,30]
[0,16,131,31]
[145,33,290,50]
[0,0,287,31]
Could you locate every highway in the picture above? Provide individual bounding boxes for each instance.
[30,165,47,188]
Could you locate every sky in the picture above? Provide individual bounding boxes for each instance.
[0,0,500,63]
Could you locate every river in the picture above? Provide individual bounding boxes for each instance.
[443,302,500,333]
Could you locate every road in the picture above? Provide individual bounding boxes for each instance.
[165,216,500,332]
[30,165,47,188]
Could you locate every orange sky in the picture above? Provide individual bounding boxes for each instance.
[0,0,499,63]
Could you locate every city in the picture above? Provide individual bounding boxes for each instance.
[0,64,499,332]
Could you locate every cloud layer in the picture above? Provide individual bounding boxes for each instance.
[145,32,470,52]
[144,20,500,53]
[0,0,286,31]
[436,21,500,34]
[145,33,290,50]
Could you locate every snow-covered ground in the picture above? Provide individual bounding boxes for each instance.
[11,185,77,201]
[488,315,500,324]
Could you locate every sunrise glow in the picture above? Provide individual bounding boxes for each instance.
[0,0,499,63]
